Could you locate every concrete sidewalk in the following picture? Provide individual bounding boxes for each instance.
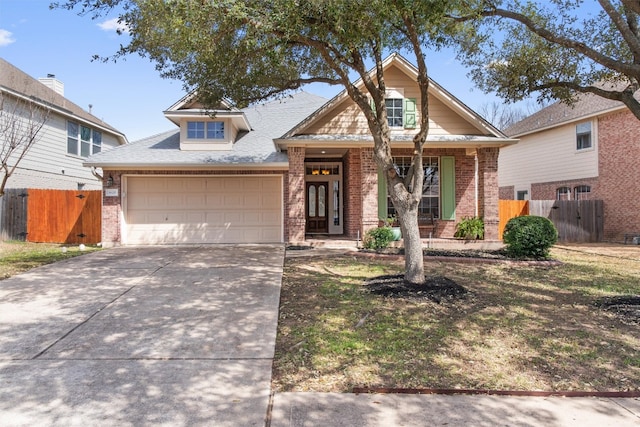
[0,245,284,426]
[269,392,640,426]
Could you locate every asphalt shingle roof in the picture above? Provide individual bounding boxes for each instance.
[505,90,627,137]
[84,91,327,167]
[0,58,124,138]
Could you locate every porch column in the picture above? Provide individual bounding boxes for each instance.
[361,147,379,235]
[287,146,306,243]
[477,147,500,241]
[102,170,122,248]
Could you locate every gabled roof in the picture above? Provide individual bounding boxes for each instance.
[163,91,251,131]
[505,90,630,138]
[281,53,508,142]
[0,58,127,145]
[84,91,327,169]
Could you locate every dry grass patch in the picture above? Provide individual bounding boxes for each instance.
[0,241,100,280]
[272,246,640,393]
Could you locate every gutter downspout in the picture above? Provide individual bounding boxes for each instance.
[474,154,479,217]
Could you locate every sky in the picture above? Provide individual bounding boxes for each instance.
[1,0,514,142]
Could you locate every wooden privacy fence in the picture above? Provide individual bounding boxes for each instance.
[529,199,604,243]
[0,189,101,244]
[498,199,604,243]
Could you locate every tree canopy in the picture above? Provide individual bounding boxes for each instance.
[452,0,640,120]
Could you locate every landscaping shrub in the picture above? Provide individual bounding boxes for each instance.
[454,216,485,240]
[503,215,558,258]
[363,226,395,250]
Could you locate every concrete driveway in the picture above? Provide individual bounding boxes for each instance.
[0,245,284,426]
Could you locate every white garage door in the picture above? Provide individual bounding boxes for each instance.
[125,176,282,244]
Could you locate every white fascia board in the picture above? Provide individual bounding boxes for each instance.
[83,161,289,170]
[275,135,519,149]
[163,109,251,131]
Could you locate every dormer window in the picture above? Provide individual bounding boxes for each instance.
[187,121,225,140]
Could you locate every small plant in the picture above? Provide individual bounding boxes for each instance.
[454,216,485,240]
[503,215,558,259]
[363,226,395,250]
[380,217,394,227]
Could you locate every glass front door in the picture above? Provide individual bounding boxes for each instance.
[306,182,328,233]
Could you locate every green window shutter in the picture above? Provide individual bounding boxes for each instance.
[378,168,387,220]
[403,98,417,129]
[440,156,456,220]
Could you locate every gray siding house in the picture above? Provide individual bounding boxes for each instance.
[0,58,127,191]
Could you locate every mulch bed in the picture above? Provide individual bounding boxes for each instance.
[364,274,468,303]
[595,295,640,324]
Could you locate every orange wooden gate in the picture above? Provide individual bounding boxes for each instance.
[26,189,101,244]
[498,200,529,240]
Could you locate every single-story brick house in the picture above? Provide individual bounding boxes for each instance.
[85,54,516,246]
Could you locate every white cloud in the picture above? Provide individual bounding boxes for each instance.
[97,18,129,34]
[0,29,16,47]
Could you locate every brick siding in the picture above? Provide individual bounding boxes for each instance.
[499,186,515,200]
[597,110,640,240]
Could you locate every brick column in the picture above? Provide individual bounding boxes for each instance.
[344,149,361,239]
[478,147,500,241]
[102,170,122,247]
[287,147,306,243]
[361,147,379,235]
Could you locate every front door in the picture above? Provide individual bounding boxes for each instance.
[306,182,328,233]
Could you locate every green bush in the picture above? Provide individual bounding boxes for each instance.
[454,216,485,240]
[503,215,558,258]
[363,226,395,250]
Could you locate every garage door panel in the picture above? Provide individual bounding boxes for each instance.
[222,194,243,208]
[126,176,282,244]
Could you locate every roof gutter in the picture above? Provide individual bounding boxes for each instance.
[82,161,290,171]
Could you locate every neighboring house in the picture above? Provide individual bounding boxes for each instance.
[0,58,127,191]
[499,91,640,242]
[85,54,516,247]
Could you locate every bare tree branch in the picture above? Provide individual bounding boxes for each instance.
[0,90,51,196]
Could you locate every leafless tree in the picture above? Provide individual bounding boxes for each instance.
[0,90,51,196]
[478,100,549,131]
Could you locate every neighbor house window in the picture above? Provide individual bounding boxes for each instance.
[556,186,571,200]
[576,122,592,150]
[387,156,440,218]
[67,121,102,157]
[574,185,591,200]
[385,99,404,127]
[516,190,529,200]
[187,121,225,139]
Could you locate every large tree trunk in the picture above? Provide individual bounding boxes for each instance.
[397,204,424,284]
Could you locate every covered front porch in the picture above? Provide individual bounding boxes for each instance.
[285,145,501,244]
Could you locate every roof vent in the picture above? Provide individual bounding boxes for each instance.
[38,75,64,96]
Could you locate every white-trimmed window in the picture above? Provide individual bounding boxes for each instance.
[387,156,440,218]
[385,99,404,127]
[576,122,592,150]
[67,121,102,157]
[187,121,224,139]
[574,185,591,200]
[556,186,571,200]
[517,190,529,200]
